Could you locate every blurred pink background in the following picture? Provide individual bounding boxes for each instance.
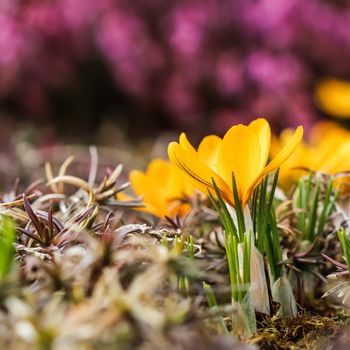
[1,0,350,145]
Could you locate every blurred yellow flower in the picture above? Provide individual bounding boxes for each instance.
[121,159,194,218]
[316,78,350,118]
[168,118,303,207]
[271,129,313,189]
[271,121,350,189]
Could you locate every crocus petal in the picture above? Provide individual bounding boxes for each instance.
[146,159,187,200]
[248,118,271,172]
[198,135,222,168]
[271,130,311,189]
[130,170,166,211]
[320,141,350,173]
[125,158,196,218]
[168,142,233,205]
[316,78,350,118]
[217,125,261,203]
[138,203,165,218]
[262,126,303,175]
[315,138,349,170]
[245,126,303,203]
[118,191,164,217]
[166,164,190,198]
[146,158,194,199]
[147,159,172,188]
[179,133,198,155]
[309,121,348,145]
[166,200,191,218]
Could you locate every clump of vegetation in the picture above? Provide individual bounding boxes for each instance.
[1,119,350,349]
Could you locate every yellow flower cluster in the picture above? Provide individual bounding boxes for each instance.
[271,121,350,189]
[124,118,303,218]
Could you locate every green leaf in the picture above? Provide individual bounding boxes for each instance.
[209,179,238,240]
[0,216,16,280]
[243,232,251,286]
[338,228,350,277]
[203,282,228,334]
[306,179,320,241]
[231,173,245,240]
[317,178,336,235]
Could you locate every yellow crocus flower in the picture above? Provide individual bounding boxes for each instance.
[169,118,302,316]
[168,118,303,207]
[121,159,194,218]
[316,78,350,119]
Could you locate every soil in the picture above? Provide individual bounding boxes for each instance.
[252,309,350,349]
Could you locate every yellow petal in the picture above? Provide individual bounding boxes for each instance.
[248,118,271,172]
[217,125,261,204]
[320,141,350,174]
[197,135,222,168]
[263,126,303,175]
[127,158,196,218]
[168,142,233,205]
[309,121,348,145]
[179,133,197,155]
[130,170,166,214]
[271,130,311,189]
[167,200,191,218]
[166,165,189,198]
[140,204,166,218]
[316,78,350,118]
[146,159,172,188]
[146,158,195,200]
[117,188,167,217]
[246,126,303,203]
